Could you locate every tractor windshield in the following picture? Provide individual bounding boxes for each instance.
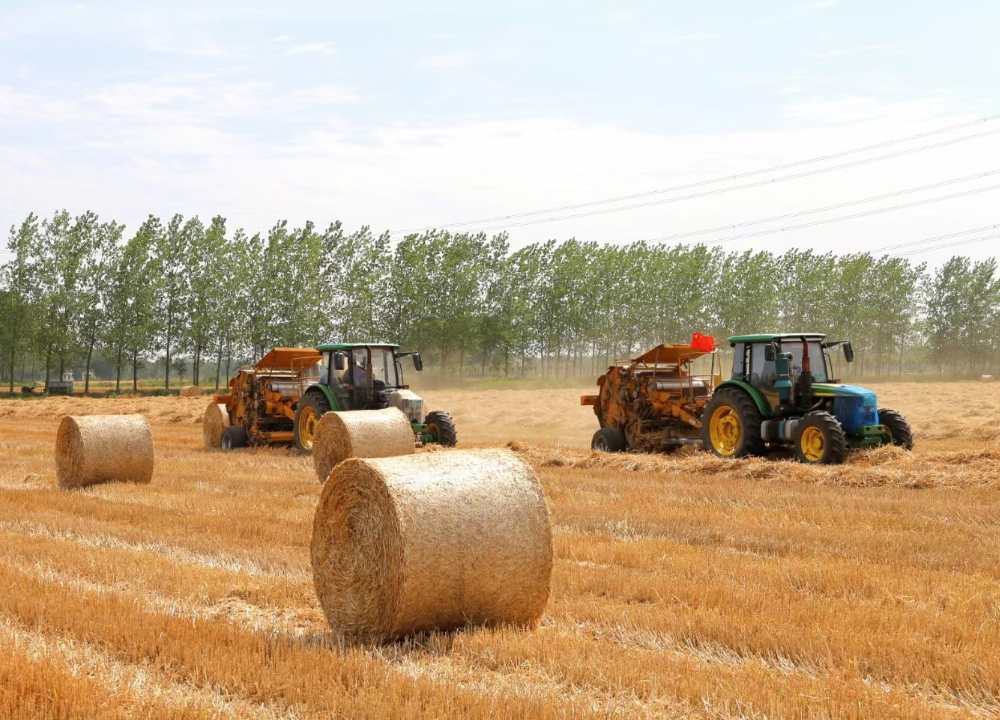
[352,348,399,388]
[781,341,828,383]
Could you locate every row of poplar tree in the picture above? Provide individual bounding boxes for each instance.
[1,210,999,393]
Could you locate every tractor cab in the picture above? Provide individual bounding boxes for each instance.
[700,333,913,464]
[318,342,421,412]
[293,342,456,453]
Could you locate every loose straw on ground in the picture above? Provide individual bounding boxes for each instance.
[202,402,230,449]
[312,408,414,482]
[311,448,554,643]
[55,415,154,489]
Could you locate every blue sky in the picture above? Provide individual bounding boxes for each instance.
[1,0,998,263]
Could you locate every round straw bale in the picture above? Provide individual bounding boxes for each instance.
[311,448,553,643]
[313,408,415,482]
[55,415,154,489]
[179,385,201,397]
[202,402,230,449]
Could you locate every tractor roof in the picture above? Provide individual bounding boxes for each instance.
[728,333,827,345]
[316,342,400,351]
[255,347,323,370]
[631,344,711,366]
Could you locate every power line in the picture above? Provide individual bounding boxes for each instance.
[889,232,1000,258]
[868,224,1000,254]
[397,113,1000,233]
[681,183,1000,246]
[637,170,1000,244]
[407,126,1000,234]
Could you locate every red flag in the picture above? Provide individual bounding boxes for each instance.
[690,332,715,352]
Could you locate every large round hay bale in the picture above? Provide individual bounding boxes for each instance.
[311,448,553,643]
[981,375,994,383]
[179,385,201,397]
[55,415,154,489]
[202,402,230,449]
[312,408,415,483]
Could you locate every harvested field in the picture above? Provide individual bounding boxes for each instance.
[0,382,998,718]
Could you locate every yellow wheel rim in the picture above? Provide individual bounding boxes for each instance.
[299,406,318,450]
[709,405,742,456]
[800,425,825,462]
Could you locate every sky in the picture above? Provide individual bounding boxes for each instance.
[1,0,998,264]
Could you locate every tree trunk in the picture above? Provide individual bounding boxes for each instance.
[44,346,52,393]
[7,353,14,395]
[215,338,224,390]
[133,352,139,393]
[116,346,123,393]
[84,339,95,395]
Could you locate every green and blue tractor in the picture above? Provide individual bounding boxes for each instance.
[583,333,913,464]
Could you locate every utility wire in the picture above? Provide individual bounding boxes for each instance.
[867,224,1000,254]
[397,113,1000,233]
[889,232,1000,257]
[683,183,1000,246]
[411,126,1000,234]
[635,170,1000,244]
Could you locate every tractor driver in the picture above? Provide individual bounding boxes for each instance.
[352,349,369,386]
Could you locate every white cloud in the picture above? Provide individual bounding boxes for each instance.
[271,34,291,43]
[285,42,336,56]
[808,44,896,60]
[419,52,475,69]
[793,0,840,11]
[2,87,997,268]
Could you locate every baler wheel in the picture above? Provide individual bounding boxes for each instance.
[592,427,627,453]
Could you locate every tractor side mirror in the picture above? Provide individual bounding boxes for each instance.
[764,343,777,362]
[333,352,346,371]
[412,353,424,372]
[843,342,855,363]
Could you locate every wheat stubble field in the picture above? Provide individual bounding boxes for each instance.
[0,382,998,719]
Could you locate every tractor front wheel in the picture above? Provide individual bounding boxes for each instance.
[425,410,458,447]
[295,393,331,452]
[878,409,914,450]
[793,411,848,464]
[592,427,627,452]
[701,388,765,458]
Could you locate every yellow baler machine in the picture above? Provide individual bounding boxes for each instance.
[582,342,721,453]
[215,347,324,446]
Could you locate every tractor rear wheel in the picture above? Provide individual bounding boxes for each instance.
[425,410,458,447]
[793,411,848,464]
[592,427,627,452]
[221,426,249,451]
[878,409,914,450]
[295,392,331,452]
[701,388,765,458]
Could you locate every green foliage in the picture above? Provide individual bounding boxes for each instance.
[3,210,1000,384]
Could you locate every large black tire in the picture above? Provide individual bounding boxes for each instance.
[592,427,627,452]
[878,408,914,450]
[220,426,249,451]
[793,411,848,464]
[701,387,766,458]
[425,410,458,447]
[295,391,331,452]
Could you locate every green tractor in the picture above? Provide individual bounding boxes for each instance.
[702,333,913,464]
[293,342,457,452]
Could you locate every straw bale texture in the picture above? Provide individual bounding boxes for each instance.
[55,414,154,489]
[311,448,553,643]
[312,408,415,482]
[179,385,201,397]
[202,402,230,449]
